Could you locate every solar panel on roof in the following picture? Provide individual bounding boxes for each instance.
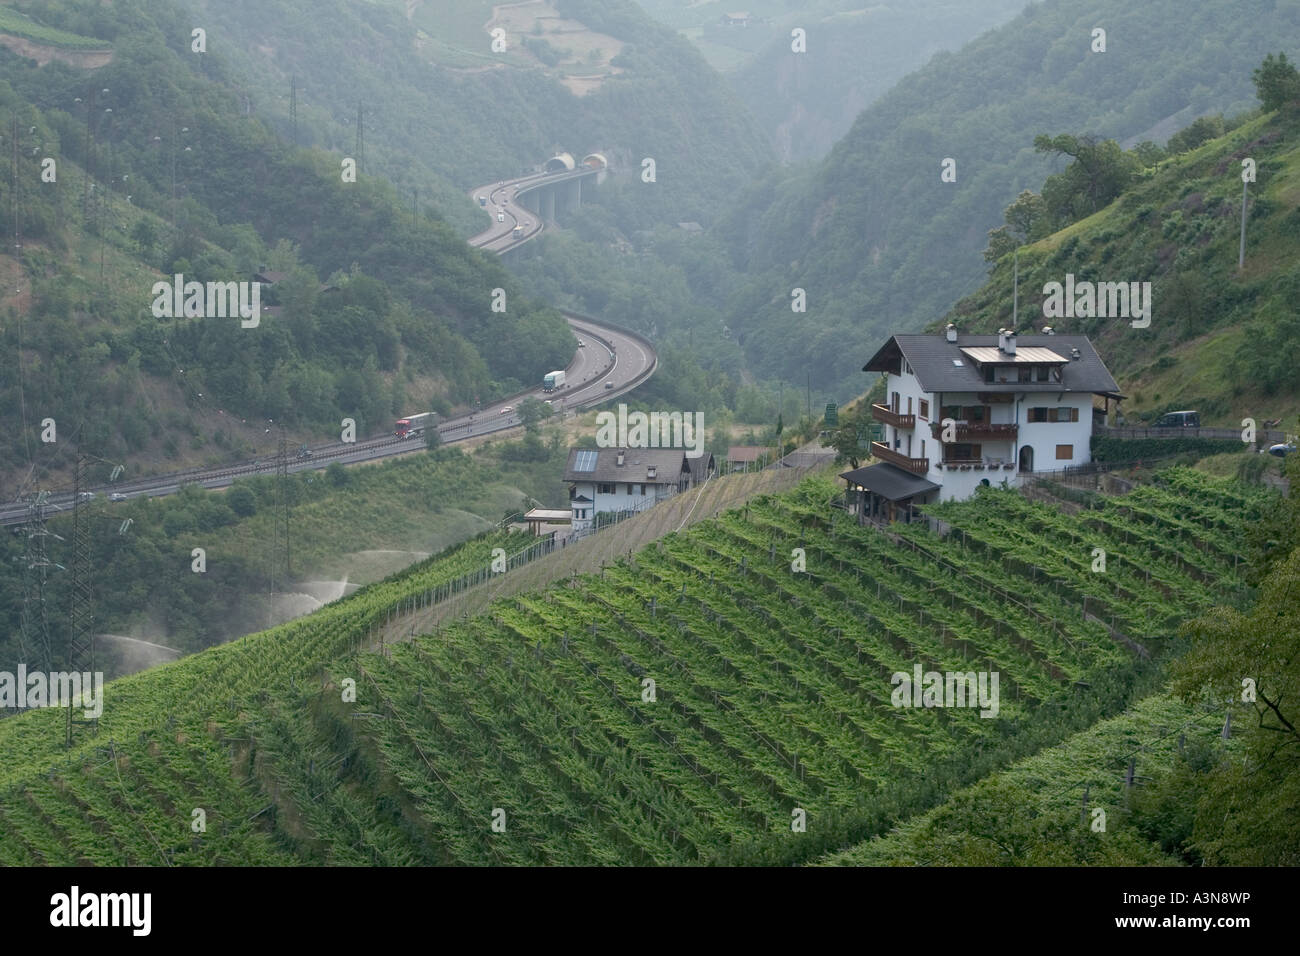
[573,449,598,472]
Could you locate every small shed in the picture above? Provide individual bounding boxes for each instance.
[523,508,572,536]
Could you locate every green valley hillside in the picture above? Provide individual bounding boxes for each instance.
[946,106,1300,430]
[715,0,1300,395]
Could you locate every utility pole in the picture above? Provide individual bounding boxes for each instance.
[100,105,112,286]
[1012,248,1019,329]
[81,86,95,224]
[68,455,95,677]
[270,424,291,594]
[289,75,298,146]
[10,114,20,253]
[18,491,58,676]
[354,103,364,177]
[1239,177,1249,270]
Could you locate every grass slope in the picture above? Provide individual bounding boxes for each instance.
[950,108,1300,430]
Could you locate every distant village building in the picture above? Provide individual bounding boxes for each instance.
[725,445,771,473]
[721,12,754,27]
[564,446,715,533]
[252,268,290,286]
[845,325,1122,521]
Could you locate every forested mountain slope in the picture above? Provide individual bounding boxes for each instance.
[716,0,1300,394]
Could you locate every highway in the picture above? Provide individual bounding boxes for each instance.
[1,164,656,527]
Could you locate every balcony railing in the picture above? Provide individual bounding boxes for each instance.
[936,459,1017,471]
[930,421,1018,441]
[871,403,915,429]
[871,442,929,475]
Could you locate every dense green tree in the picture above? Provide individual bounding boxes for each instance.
[1253,52,1300,112]
[1034,134,1141,225]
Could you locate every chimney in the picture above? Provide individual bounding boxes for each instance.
[997,328,1007,352]
[616,450,625,467]
[1004,329,1017,356]
[1070,347,1081,361]
[945,323,957,343]
[1041,326,1054,336]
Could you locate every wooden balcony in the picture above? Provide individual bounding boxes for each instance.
[930,421,1018,441]
[871,442,929,475]
[871,403,915,429]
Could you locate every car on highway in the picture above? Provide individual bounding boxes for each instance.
[577,339,584,347]
[497,212,505,222]
[77,491,96,501]
[604,380,614,390]
[1269,442,1296,458]
[108,493,128,502]
[499,405,513,415]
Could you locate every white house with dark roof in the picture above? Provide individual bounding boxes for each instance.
[564,447,716,532]
[846,325,1122,516]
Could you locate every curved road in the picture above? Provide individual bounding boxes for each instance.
[1,165,656,526]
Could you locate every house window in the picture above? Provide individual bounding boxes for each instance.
[943,443,982,462]
[941,404,960,422]
[907,396,913,415]
[1033,407,1080,423]
[597,482,615,494]
[1035,366,1052,382]
[1017,366,1033,382]
[919,399,930,420]
[1056,444,1073,460]
[983,365,996,383]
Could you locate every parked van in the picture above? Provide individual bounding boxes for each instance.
[1152,410,1200,428]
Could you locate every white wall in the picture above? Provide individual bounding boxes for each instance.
[879,366,1096,501]
[571,479,676,529]
[1015,393,1093,472]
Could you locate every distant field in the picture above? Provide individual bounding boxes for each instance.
[405,0,498,56]
[0,7,109,49]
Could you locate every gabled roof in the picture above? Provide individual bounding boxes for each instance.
[840,463,940,501]
[685,450,715,478]
[563,447,689,484]
[864,333,1120,396]
[727,445,768,463]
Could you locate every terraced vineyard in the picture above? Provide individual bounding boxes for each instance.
[0,470,1267,865]
[815,693,1234,866]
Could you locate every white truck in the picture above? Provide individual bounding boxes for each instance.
[542,370,566,392]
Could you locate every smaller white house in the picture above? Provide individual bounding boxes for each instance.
[564,447,715,532]
[846,326,1122,517]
